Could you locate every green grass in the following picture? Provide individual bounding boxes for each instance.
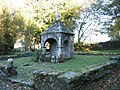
[0,55,113,82]
[91,50,120,53]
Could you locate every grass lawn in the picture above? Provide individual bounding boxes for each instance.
[91,50,120,53]
[0,55,113,82]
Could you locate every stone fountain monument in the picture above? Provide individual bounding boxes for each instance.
[40,4,74,63]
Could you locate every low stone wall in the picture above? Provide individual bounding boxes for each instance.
[75,52,120,56]
[0,52,33,60]
[33,61,120,90]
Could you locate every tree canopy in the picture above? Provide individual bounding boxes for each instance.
[25,0,94,31]
[100,0,120,41]
[0,0,97,53]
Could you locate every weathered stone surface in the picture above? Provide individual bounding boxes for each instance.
[0,80,35,90]
[33,70,65,90]
[0,65,5,71]
[110,56,120,61]
[40,20,74,63]
[33,61,120,90]
[4,58,17,77]
[4,66,17,76]
[7,58,14,67]
[75,52,120,56]
[0,70,8,81]
[58,72,81,84]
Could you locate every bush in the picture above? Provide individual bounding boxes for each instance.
[32,49,41,62]
[74,42,91,51]
[91,41,120,50]
[74,42,83,51]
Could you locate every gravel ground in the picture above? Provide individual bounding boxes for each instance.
[0,70,120,90]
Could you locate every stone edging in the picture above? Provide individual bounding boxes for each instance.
[33,61,120,90]
[75,52,120,56]
[0,52,33,60]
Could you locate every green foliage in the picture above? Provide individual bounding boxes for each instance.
[107,17,120,41]
[92,50,120,54]
[25,0,82,31]
[101,0,120,18]
[0,6,30,54]
[91,41,120,50]
[74,42,83,51]
[0,0,96,53]
[74,42,91,51]
[0,4,40,53]
[0,7,15,54]
[97,0,120,41]
[23,21,40,51]
[32,49,41,62]
[91,43,103,50]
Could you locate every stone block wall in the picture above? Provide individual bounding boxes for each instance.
[33,61,120,90]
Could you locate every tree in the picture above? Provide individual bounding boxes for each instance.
[105,0,120,41]
[23,0,95,51]
[0,6,26,54]
[76,7,101,44]
[0,0,96,53]
[23,20,40,51]
[76,0,120,43]
[0,7,15,54]
[107,17,120,41]
[24,0,95,31]
[75,0,104,45]
[97,0,120,41]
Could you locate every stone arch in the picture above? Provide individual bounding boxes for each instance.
[44,38,57,60]
[63,40,70,58]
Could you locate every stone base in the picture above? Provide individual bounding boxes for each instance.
[4,66,17,77]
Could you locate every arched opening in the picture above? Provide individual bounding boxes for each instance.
[44,38,57,61]
[63,40,70,58]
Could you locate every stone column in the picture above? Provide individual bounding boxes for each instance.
[56,37,62,62]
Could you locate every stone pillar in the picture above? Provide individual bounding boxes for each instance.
[56,37,64,62]
[71,37,74,58]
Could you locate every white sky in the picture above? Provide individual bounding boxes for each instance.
[85,33,110,43]
[10,0,25,9]
[74,30,110,43]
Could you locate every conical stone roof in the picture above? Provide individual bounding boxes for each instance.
[41,20,74,35]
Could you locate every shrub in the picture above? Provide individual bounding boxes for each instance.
[74,42,91,51]
[74,42,83,51]
[32,49,41,62]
